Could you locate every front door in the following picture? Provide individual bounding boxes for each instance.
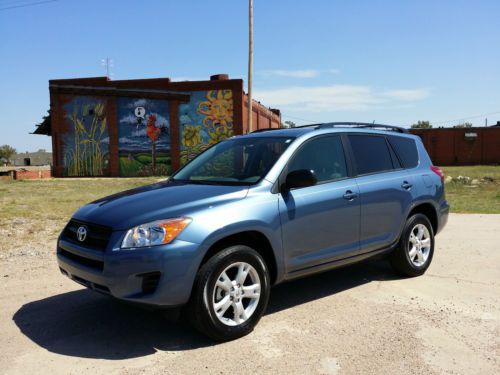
[279,135,360,273]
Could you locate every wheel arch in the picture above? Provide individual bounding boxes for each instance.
[407,202,438,235]
[199,230,278,285]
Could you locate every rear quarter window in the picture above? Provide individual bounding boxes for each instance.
[348,135,394,175]
[388,136,419,169]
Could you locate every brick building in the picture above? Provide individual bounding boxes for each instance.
[34,75,281,177]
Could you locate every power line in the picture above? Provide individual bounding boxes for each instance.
[0,0,57,11]
[432,111,500,125]
[281,114,321,124]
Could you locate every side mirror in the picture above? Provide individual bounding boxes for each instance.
[284,169,317,190]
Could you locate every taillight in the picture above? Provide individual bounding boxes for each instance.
[431,166,444,183]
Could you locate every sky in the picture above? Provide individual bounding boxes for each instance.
[0,0,499,152]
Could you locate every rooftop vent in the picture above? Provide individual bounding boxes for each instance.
[210,74,229,81]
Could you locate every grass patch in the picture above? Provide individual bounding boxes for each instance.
[442,165,500,214]
[0,165,497,241]
[0,178,158,227]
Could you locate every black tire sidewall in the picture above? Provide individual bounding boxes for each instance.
[194,245,270,341]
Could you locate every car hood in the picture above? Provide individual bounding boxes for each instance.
[72,180,250,230]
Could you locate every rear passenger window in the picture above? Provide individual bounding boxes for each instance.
[288,136,348,183]
[348,135,394,175]
[388,136,419,169]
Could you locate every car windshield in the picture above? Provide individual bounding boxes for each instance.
[172,136,295,185]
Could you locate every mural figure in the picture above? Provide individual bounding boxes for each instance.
[179,90,234,165]
[62,96,109,176]
[118,98,171,176]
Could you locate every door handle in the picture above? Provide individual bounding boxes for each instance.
[401,181,413,190]
[343,190,357,201]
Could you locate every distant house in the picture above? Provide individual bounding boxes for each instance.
[10,150,52,166]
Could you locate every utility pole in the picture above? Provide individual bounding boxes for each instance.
[247,0,253,133]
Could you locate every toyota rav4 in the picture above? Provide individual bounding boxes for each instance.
[57,122,449,341]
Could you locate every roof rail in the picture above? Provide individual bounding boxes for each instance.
[302,122,409,133]
[250,122,409,134]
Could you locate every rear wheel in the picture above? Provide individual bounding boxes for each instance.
[188,245,270,341]
[390,213,434,277]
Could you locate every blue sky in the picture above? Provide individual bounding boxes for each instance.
[0,0,499,152]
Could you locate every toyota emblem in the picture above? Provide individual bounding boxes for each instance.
[77,226,88,242]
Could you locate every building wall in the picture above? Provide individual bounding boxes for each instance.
[48,76,280,177]
[0,166,52,180]
[411,127,500,166]
[11,151,52,166]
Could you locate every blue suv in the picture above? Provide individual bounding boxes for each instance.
[57,122,449,341]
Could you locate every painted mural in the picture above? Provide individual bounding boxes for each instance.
[179,89,234,165]
[117,98,171,176]
[62,96,109,176]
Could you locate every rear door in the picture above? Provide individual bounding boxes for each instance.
[347,134,414,254]
[279,135,360,272]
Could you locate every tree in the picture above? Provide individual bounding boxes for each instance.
[411,121,432,129]
[281,120,296,128]
[0,145,16,165]
[454,122,473,128]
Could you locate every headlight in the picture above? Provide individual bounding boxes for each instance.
[121,218,191,249]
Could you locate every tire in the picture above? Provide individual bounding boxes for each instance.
[187,245,271,341]
[390,213,435,277]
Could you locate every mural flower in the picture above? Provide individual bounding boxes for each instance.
[208,126,234,144]
[182,125,202,147]
[198,90,233,129]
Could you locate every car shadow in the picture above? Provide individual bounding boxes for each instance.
[13,259,400,359]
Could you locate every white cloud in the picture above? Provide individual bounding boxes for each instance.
[152,113,169,128]
[119,137,135,144]
[119,113,137,125]
[258,69,340,79]
[254,85,430,112]
[380,89,430,101]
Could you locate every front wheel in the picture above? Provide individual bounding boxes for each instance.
[187,245,270,341]
[390,214,435,277]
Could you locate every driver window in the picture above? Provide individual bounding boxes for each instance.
[288,136,348,183]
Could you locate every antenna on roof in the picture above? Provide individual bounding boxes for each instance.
[101,57,114,79]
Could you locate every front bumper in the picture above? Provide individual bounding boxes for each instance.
[57,236,202,307]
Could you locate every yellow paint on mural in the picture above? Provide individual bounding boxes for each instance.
[198,90,233,129]
[181,125,202,147]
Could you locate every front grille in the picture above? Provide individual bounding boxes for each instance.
[59,248,104,271]
[62,219,112,251]
[138,272,161,295]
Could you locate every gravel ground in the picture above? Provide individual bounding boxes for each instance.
[0,213,499,375]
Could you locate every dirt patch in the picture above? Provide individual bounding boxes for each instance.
[0,214,499,374]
